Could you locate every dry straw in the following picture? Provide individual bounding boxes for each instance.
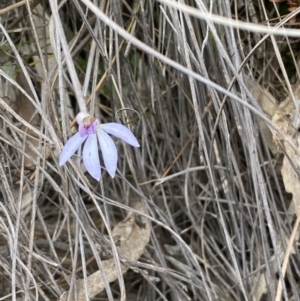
[0,1,299,301]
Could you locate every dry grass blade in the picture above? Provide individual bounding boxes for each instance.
[2,0,300,300]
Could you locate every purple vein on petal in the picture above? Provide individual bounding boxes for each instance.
[59,132,87,166]
[83,135,101,181]
[101,123,140,147]
[97,129,118,178]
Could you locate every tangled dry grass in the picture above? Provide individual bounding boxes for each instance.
[1,0,300,300]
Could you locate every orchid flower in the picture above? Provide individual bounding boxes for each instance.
[59,112,140,180]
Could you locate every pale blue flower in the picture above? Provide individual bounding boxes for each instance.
[59,113,140,180]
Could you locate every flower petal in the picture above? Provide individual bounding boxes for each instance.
[59,132,87,166]
[101,123,140,147]
[97,129,118,178]
[83,134,101,180]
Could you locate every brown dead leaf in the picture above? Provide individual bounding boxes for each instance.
[271,95,295,147]
[281,136,300,212]
[251,79,300,300]
[272,135,300,301]
[58,202,150,301]
[253,134,300,301]
[247,76,278,154]
[14,73,41,167]
[274,82,300,299]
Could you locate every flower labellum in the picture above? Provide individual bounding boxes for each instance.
[59,113,140,180]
